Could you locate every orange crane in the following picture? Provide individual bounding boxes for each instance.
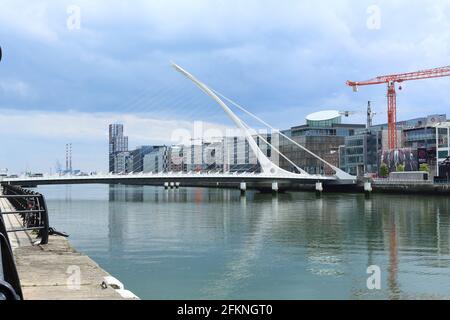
[347,66,450,150]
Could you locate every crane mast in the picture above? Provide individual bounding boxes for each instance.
[347,66,450,150]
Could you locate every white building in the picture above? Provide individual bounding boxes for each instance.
[184,144,204,172]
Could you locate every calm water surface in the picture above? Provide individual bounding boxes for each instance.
[37,185,450,300]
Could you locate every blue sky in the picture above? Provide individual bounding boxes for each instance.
[1,0,449,173]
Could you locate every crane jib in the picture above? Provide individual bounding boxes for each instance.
[346,65,450,150]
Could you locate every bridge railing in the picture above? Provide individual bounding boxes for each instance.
[0,184,49,245]
[0,207,23,300]
[372,178,434,185]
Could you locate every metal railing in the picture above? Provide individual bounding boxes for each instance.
[1,184,49,245]
[434,178,450,185]
[372,178,434,185]
[0,210,23,300]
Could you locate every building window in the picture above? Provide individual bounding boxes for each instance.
[438,150,449,159]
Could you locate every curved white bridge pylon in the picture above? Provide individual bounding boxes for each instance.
[172,63,356,182]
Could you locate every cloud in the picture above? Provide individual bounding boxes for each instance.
[1,0,449,172]
[0,1,59,42]
[0,108,234,145]
[0,79,32,97]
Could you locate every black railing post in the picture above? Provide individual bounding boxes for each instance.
[0,222,23,300]
[38,194,49,245]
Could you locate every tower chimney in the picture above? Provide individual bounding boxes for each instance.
[65,144,69,172]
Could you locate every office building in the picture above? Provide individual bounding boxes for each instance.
[109,124,129,173]
[169,145,185,172]
[131,146,155,173]
[114,151,133,174]
[224,137,257,172]
[339,129,382,176]
[436,122,450,176]
[337,114,447,176]
[279,111,365,174]
[143,146,171,173]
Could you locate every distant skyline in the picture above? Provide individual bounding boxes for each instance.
[1,0,449,173]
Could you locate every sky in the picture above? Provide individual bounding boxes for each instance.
[0,0,449,173]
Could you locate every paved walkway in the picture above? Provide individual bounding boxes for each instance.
[0,196,35,249]
[0,189,134,300]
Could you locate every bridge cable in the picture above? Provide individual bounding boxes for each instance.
[211,89,342,175]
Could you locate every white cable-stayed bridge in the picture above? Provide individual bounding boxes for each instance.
[2,64,358,192]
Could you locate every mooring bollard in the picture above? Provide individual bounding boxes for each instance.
[175,182,180,189]
[164,182,169,189]
[170,182,175,189]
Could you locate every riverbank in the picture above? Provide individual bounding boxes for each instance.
[290,180,450,195]
[371,180,450,195]
[0,187,139,300]
[13,234,134,300]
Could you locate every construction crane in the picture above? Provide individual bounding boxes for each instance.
[340,101,382,129]
[347,66,450,150]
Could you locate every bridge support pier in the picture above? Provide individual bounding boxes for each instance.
[272,182,279,194]
[315,182,323,196]
[240,182,247,196]
[164,182,169,190]
[364,182,372,197]
[175,182,180,189]
[170,182,175,189]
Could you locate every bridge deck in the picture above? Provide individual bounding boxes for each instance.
[2,172,355,189]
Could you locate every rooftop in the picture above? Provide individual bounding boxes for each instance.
[306,110,341,122]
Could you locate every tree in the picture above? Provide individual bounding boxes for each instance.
[419,163,429,172]
[396,164,405,172]
[380,163,389,178]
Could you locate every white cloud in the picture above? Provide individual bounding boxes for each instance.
[0,1,59,42]
[1,0,450,171]
[0,108,234,146]
[0,79,32,97]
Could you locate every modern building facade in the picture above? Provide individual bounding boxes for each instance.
[337,114,447,176]
[224,137,258,172]
[113,151,132,174]
[436,122,450,176]
[109,124,129,173]
[279,111,365,174]
[143,146,170,173]
[339,129,382,176]
[109,113,448,178]
[185,144,206,172]
[169,145,185,172]
[131,146,154,173]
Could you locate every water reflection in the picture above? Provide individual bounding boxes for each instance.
[40,184,450,300]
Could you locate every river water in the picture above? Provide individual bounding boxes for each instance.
[37,184,450,300]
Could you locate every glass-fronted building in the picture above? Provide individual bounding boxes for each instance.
[436,122,450,176]
[131,146,155,173]
[339,129,382,176]
[279,111,365,175]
